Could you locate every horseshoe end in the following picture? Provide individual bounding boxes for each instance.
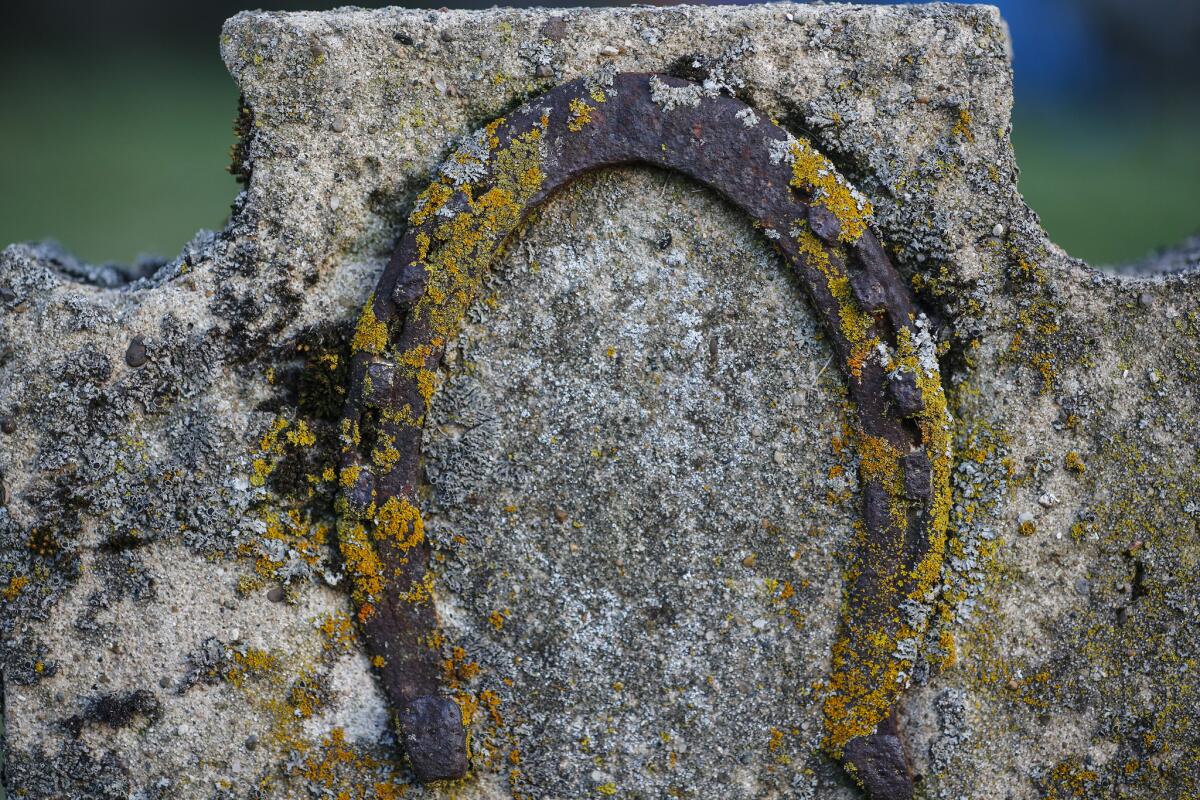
[398,694,469,782]
[842,721,914,800]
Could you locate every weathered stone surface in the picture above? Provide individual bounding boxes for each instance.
[1,4,1197,800]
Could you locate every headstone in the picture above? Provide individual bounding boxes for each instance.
[1,6,1197,800]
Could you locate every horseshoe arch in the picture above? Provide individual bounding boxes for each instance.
[337,72,952,800]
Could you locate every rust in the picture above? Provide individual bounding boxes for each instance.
[340,72,949,800]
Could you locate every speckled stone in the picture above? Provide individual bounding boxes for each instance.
[1,5,1198,800]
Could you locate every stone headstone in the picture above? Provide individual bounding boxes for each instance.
[1,5,1198,800]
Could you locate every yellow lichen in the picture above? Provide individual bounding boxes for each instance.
[285,419,316,448]
[822,323,953,759]
[250,457,273,488]
[330,122,553,681]
[787,139,873,243]
[339,417,361,448]
[410,182,454,227]
[318,611,358,653]
[339,464,362,489]
[383,403,422,429]
[371,432,401,471]
[567,98,594,132]
[225,647,278,687]
[398,341,436,369]
[937,630,957,669]
[793,224,874,375]
[951,107,974,142]
[404,122,545,367]
[856,432,908,531]
[351,298,388,355]
[397,571,435,605]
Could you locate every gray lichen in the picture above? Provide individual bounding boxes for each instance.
[0,4,1197,799]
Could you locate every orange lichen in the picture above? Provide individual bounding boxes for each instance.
[416,369,437,409]
[337,520,384,605]
[442,646,482,688]
[373,496,425,551]
[318,611,358,653]
[479,689,504,726]
[294,727,406,794]
[2,575,29,601]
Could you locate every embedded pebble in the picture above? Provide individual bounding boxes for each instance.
[124,337,148,368]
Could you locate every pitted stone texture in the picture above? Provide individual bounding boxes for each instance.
[424,167,853,798]
[1,4,1198,800]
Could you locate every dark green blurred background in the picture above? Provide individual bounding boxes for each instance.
[0,0,1196,269]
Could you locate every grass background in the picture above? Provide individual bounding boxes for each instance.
[0,30,1197,270]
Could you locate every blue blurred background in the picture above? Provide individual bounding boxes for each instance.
[0,0,1196,268]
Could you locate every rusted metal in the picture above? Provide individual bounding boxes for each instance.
[340,72,950,800]
[842,712,913,799]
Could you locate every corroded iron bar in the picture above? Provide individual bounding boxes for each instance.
[338,72,952,798]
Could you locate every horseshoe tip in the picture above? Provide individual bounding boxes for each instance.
[842,726,915,800]
[398,694,470,783]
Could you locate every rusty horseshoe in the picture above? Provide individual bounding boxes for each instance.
[337,72,952,800]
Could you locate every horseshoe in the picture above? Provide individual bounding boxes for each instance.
[337,72,952,800]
